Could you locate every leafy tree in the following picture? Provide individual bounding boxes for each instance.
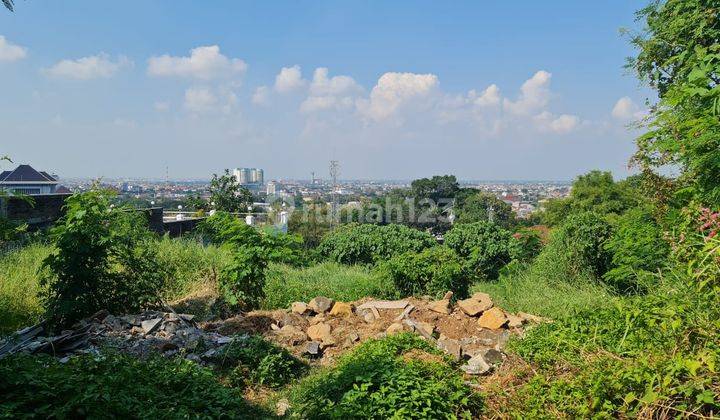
[380,246,469,299]
[444,221,516,281]
[318,223,436,265]
[603,206,670,293]
[209,169,253,212]
[288,202,331,249]
[40,190,163,329]
[629,0,720,207]
[455,192,516,228]
[542,171,641,225]
[410,175,459,203]
[544,212,613,280]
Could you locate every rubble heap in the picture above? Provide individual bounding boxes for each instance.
[213,292,545,375]
[0,309,236,364]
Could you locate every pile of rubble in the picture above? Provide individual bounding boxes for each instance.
[0,309,236,364]
[213,291,544,375]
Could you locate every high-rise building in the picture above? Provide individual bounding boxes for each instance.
[233,167,264,186]
[266,181,276,195]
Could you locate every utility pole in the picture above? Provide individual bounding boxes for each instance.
[329,160,340,229]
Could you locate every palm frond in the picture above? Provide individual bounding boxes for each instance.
[2,0,14,12]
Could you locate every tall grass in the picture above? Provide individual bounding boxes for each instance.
[0,244,53,334]
[262,262,397,309]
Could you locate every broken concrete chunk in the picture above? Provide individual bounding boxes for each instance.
[386,323,405,334]
[291,302,309,314]
[141,318,163,334]
[506,313,524,328]
[307,322,332,342]
[308,297,334,314]
[329,302,353,317]
[356,300,409,310]
[394,304,415,321]
[305,341,321,356]
[477,307,508,330]
[443,291,454,301]
[428,299,451,315]
[482,348,504,366]
[437,337,461,361]
[457,299,489,317]
[461,354,492,375]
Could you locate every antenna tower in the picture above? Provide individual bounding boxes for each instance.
[329,160,340,228]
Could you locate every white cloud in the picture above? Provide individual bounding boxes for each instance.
[470,84,501,107]
[148,45,247,80]
[274,65,306,93]
[0,35,27,62]
[252,86,270,106]
[300,68,363,113]
[357,72,439,121]
[503,70,552,115]
[113,118,138,128]
[43,54,131,80]
[184,87,218,113]
[534,111,580,133]
[611,96,645,120]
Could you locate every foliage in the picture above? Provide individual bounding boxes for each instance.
[510,228,544,262]
[603,206,670,293]
[455,192,516,228]
[535,212,613,282]
[288,203,332,249]
[209,335,307,388]
[317,223,436,265]
[218,244,267,309]
[380,247,469,299]
[208,169,254,212]
[260,227,308,267]
[410,175,460,203]
[542,171,641,226]
[443,221,516,281]
[288,333,482,419]
[263,261,396,309]
[0,352,265,418]
[40,191,163,329]
[0,244,53,334]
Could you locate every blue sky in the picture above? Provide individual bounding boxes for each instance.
[1,1,652,181]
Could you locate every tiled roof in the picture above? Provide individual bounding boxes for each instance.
[0,165,58,183]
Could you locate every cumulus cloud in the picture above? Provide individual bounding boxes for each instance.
[300,68,363,113]
[470,84,501,107]
[534,111,580,133]
[612,96,645,120]
[0,35,27,62]
[184,87,237,114]
[357,72,439,121]
[148,45,246,80]
[43,54,131,80]
[252,86,271,106]
[274,65,306,92]
[503,70,552,115]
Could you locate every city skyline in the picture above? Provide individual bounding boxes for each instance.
[2,1,650,180]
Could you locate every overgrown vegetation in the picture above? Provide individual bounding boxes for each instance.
[380,246,469,299]
[288,333,482,419]
[444,221,517,281]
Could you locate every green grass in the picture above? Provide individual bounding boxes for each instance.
[0,244,52,334]
[261,261,397,309]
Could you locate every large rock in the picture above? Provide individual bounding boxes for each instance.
[428,299,451,315]
[141,318,163,334]
[477,307,508,329]
[437,336,461,361]
[307,322,332,342]
[461,354,491,375]
[329,302,353,317]
[506,313,524,328]
[386,323,405,334]
[482,348,504,366]
[291,302,309,315]
[457,297,492,317]
[308,297,334,314]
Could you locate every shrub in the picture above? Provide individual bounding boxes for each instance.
[444,221,516,280]
[317,223,437,265]
[219,244,267,310]
[262,262,397,309]
[288,333,482,419]
[260,227,308,267]
[510,228,544,262]
[603,206,670,293]
[0,244,52,334]
[380,247,469,299]
[0,352,265,418]
[40,191,163,329]
[209,335,307,388]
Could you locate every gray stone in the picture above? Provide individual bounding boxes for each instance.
[461,354,492,375]
[141,318,163,334]
[308,296,334,313]
[482,348,504,366]
[437,337,462,361]
[306,341,321,356]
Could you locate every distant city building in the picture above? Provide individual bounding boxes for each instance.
[266,181,276,195]
[0,164,62,195]
[232,167,264,186]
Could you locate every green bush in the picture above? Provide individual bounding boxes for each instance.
[380,247,469,299]
[0,244,52,334]
[40,191,163,329]
[444,221,516,280]
[260,227,308,267]
[0,352,266,418]
[219,244,267,310]
[210,335,307,388]
[603,206,670,293]
[262,262,397,309]
[288,333,482,419]
[510,228,544,262]
[317,223,436,265]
